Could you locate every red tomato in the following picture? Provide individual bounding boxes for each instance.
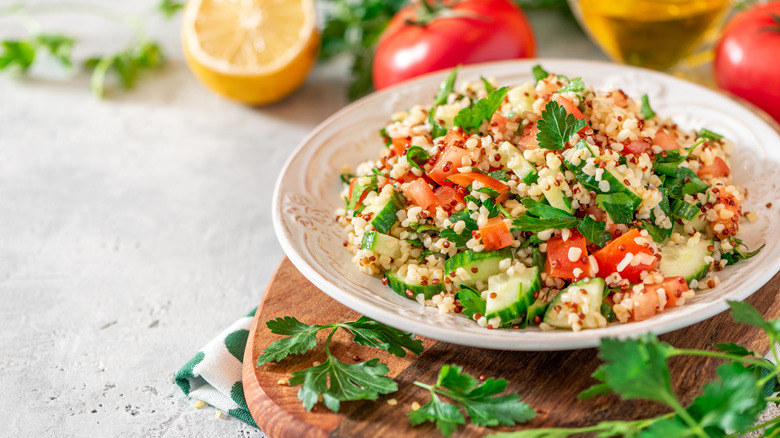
[433,185,465,214]
[645,276,689,308]
[516,122,540,150]
[544,231,592,280]
[630,287,659,322]
[593,228,658,283]
[372,0,536,89]
[428,146,471,185]
[552,95,585,120]
[391,136,410,156]
[348,178,369,209]
[697,156,731,179]
[714,3,780,122]
[446,172,510,202]
[403,178,438,210]
[622,139,651,156]
[653,129,679,151]
[479,217,513,251]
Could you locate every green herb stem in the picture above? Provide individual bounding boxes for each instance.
[671,348,776,371]
[664,394,709,438]
[727,413,780,437]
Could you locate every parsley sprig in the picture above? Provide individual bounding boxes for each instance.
[536,100,587,150]
[256,316,422,412]
[489,300,780,438]
[410,364,536,436]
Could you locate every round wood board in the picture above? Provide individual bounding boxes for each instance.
[243,258,780,438]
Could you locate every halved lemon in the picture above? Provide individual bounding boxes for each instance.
[182,0,319,106]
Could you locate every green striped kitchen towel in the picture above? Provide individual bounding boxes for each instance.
[175,307,259,427]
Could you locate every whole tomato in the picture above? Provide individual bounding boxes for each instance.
[714,3,780,122]
[372,0,537,90]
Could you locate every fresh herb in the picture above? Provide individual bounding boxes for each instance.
[427,68,458,138]
[491,300,780,438]
[521,198,575,221]
[664,167,708,199]
[488,169,509,181]
[495,201,513,219]
[639,219,673,244]
[720,238,765,266]
[410,222,440,233]
[406,146,431,171]
[409,365,536,436]
[405,238,424,247]
[440,210,478,247]
[0,34,74,74]
[640,94,656,119]
[594,193,634,224]
[532,64,549,83]
[346,176,377,211]
[512,215,579,233]
[532,247,545,272]
[418,249,439,263]
[653,150,686,176]
[454,87,509,132]
[340,172,355,184]
[577,215,611,247]
[519,233,543,249]
[699,128,723,142]
[257,316,422,412]
[536,100,587,150]
[476,187,501,198]
[556,76,585,93]
[158,0,186,18]
[456,286,486,319]
[379,127,392,147]
[481,198,501,218]
[481,76,496,93]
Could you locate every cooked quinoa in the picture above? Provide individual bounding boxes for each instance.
[335,66,762,332]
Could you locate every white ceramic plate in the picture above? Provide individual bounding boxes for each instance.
[273,59,780,351]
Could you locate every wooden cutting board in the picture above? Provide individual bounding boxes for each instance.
[243,257,780,438]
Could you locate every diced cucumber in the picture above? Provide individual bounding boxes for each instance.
[543,278,606,330]
[498,141,537,184]
[659,238,713,283]
[484,267,541,324]
[671,199,700,221]
[347,180,376,211]
[603,167,643,209]
[360,231,402,259]
[444,248,512,286]
[385,269,443,300]
[538,162,573,214]
[362,190,405,234]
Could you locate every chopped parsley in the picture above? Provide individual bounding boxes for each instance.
[536,100,587,150]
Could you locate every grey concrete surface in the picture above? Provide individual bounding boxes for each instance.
[0,3,609,437]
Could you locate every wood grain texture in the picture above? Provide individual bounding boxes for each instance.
[244,257,780,438]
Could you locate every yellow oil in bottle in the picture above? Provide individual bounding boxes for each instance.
[571,0,730,70]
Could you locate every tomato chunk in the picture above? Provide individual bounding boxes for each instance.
[544,231,592,280]
[516,122,540,150]
[428,146,471,185]
[697,156,731,179]
[446,172,509,202]
[433,186,465,215]
[403,178,438,210]
[553,95,585,120]
[479,217,513,251]
[390,136,409,156]
[653,129,679,150]
[622,139,651,156]
[645,276,689,308]
[443,128,468,149]
[630,287,659,322]
[593,228,658,283]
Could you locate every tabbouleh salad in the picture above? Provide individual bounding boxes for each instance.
[335,65,763,332]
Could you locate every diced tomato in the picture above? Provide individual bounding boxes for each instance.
[390,136,410,156]
[433,186,465,214]
[553,95,586,120]
[489,112,511,137]
[395,171,419,184]
[653,129,679,150]
[630,287,659,322]
[403,178,438,210]
[348,178,369,209]
[446,172,510,202]
[592,228,658,283]
[608,89,628,108]
[516,122,540,150]
[544,231,592,280]
[479,217,513,251]
[645,276,689,308]
[428,146,471,185]
[697,156,731,179]
[443,128,468,149]
[622,139,651,156]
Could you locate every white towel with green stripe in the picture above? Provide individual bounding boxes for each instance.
[175,308,258,427]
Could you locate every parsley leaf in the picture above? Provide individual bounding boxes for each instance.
[339,316,424,357]
[477,187,501,198]
[699,128,723,142]
[720,238,765,266]
[687,362,764,432]
[536,100,587,150]
[727,300,780,339]
[291,356,397,412]
[641,94,656,119]
[664,167,708,199]
[454,87,509,131]
[410,365,536,436]
[557,76,585,93]
[532,64,549,83]
[339,172,355,184]
[596,335,676,404]
[158,0,186,18]
[406,146,430,171]
[85,40,165,97]
[488,169,508,181]
[456,286,486,319]
[639,219,672,244]
[256,317,324,365]
[595,193,634,224]
[0,40,36,73]
[434,67,459,106]
[440,210,478,247]
[532,247,545,272]
[577,215,611,247]
[35,34,75,68]
[512,215,579,232]
[481,76,495,93]
[653,150,687,176]
[521,198,576,220]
